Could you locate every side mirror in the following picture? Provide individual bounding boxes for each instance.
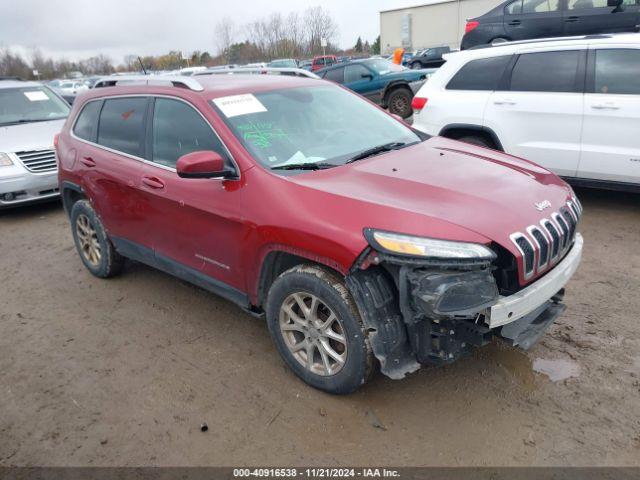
[176,151,234,179]
[361,73,374,81]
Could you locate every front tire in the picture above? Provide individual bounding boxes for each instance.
[266,265,373,394]
[387,88,413,119]
[410,62,423,69]
[70,200,124,278]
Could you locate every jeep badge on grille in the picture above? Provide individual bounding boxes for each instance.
[535,200,552,212]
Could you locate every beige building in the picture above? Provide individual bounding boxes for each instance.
[380,0,503,54]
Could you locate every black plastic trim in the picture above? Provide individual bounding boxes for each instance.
[439,123,505,151]
[111,237,250,309]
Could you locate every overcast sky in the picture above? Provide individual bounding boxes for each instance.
[2,0,409,64]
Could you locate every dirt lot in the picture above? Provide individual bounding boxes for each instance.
[1,187,639,467]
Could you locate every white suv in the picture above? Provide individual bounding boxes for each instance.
[411,33,640,192]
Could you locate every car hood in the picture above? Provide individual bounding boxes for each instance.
[0,118,66,153]
[381,70,430,82]
[286,137,573,256]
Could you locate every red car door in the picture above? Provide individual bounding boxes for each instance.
[77,96,151,251]
[138,96,246,292]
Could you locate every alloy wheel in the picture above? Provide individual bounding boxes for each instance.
[76,213,102,267]
[279,292,347,376]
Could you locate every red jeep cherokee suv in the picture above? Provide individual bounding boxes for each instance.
[56,74,583,394]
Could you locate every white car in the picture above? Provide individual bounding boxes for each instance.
[0,80,70,208]
[411,33,640,192]
[57,81,89,96]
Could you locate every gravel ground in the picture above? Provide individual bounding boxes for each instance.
[1,187,639,466]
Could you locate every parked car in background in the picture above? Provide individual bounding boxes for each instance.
[462,0,640,49]
[318,58,435,118]
[299,59,313,71]
[268,59,299,68]
[57,73,582,394]
[57,80,88,96]
[408,46,452,69]
[411,33,640,192]
[311,55,338,71]
[0,79,70,208]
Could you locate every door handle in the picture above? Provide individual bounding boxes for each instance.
[80,156,96,167]
[591,103,620,110]
[564,16,579,22]
[493,99,517,105]
[508,19,521,25]
[141,176,165,189]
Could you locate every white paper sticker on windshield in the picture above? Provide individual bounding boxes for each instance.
[213,94,267,118]
[24,91,49,102]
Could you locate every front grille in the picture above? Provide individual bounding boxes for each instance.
[510,198,582,281]
[16,149,57,173]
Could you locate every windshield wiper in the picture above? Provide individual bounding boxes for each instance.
[0,119,56,127]
[271,162,336,171]
[346,142,410,163]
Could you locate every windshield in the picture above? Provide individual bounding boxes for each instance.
[211,85,420,172]
[0,87,70,126]
[364,59,406,75]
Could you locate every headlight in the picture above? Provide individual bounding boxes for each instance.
[365,229,496,260]
[0,152,13,167]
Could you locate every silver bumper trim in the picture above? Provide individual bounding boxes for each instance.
[486,233,583,328]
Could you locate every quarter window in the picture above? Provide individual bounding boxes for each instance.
[73,100,101,142]
[97,97,147,157]
[151,98,227,168]
[594,49,640,95]
[510,51,580,93]
[447,55,512,91]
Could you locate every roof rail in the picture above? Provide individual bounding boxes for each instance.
[93,75,204,91]
[467,33,614,50]
[194,67,320,79]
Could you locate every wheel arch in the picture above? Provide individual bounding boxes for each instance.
[255,247,348,309]
[439,124,504,151]
[61,181,87,217]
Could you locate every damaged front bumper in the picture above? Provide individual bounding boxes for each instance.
[347,234,583,380]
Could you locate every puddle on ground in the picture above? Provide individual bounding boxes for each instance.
[533,358,581,382]
[482,341,536,390]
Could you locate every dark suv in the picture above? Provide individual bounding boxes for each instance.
[56,74,582,394]
[408,46,452,69]
[462,0,640,49]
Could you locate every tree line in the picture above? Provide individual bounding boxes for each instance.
[0,6,380,81]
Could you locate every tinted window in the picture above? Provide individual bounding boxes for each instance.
[97,97,147,157]
[594,49,640,95]
[344,64,371,83]
[569,0,608,8]
[152,98,227,168]
[522,0,559,12]
[506,0,522,13]
[447,55,512,91]
[510,51,580,92]
[73,101,101,141]
[323,67,345,83]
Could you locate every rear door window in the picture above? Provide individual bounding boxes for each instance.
[323,67,345,83]
[446,55,512,90]
[151,97,228,168]
[73,100,101,142]
[593,49,640,95]
[97,97,148,157]
[510,51,581,93]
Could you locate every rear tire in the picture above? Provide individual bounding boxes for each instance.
[266,265,374,394]
[70,200,124,278]
[387,88,413,119]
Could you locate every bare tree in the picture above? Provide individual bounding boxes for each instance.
[214,17,236,62]
[303,6,338,55]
